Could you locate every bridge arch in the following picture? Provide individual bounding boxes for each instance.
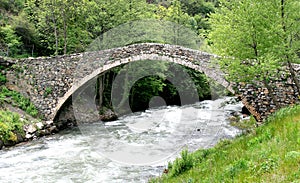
[52,43,233,121]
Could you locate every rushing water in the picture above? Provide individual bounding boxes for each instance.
[0,97,243,183]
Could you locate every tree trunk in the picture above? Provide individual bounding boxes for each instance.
[117,68,130,114]
[63,11,67,55]
[287,60,300,93]
[31,44,34,57]
[108,71,116,107]
[51,12,58,56]
[98,74,105,109]
[280,0,300,94]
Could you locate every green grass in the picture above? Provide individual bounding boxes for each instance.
[0,86,38,117]
[230,116,257,130]
[151,105,300,183]
[0,110,28,143]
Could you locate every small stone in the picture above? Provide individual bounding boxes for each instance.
[228,116,238,122]
[36,122,44,130]
[16,132,23,143]
[25,124,37,134]
[100,109,118,122]
[49,126,58,133]
[25,134,33,139]
[39,129,50,136]
[45,121,53,126]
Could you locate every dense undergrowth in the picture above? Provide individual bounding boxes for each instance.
[0,110,27,143]
[151,105,300,182]
[0,71,38,144]
[0,86,38,117]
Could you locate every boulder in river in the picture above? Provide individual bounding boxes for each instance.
[100,109,118,122]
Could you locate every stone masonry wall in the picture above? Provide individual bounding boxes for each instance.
[5,43,229,121]
[237,67,300,123]
[3,43,300,123]
[5,54,81,120]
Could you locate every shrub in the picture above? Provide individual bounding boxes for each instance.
[168,149,195,177]
[0,110,26,143]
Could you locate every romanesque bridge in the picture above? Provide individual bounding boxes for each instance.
[3,43,300,123]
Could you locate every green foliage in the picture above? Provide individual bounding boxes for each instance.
[246,129,273,148]
[152,104,300,182]
[104,60,212,113]
[111,60,168,114]
[0,0,24,14]
[226,159,248,179]
[129,75,166,111]
[0,86,38,117]
[44,87,52,97]
[0,110,26,143]
[1,0,219,57]
[168,149,195,177]
[0,72,6,84]
[183,66,211,100]
[208,0,300,84]
[0,25,23,57]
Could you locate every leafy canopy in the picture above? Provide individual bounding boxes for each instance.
[208,0,300,83]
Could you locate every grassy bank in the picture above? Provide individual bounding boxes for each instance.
[151,105,300,182]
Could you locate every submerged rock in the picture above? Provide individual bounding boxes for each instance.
[3,140,15,146]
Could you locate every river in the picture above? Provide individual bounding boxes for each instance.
[0,97,243,182]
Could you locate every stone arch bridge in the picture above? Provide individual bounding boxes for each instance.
[3,43,300,123]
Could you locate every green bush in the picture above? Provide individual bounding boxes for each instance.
[0,110,26,142]
[168,149,195,177]
[0,73,6,84]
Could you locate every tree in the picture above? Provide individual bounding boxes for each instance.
[25,0,92,55]
[208,0,290,107]
[0,25,22,57]
[277,0,300,92]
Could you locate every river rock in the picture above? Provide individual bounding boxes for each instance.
[16,132,23,143]
[36,122,44,130]
[45,120,54,127]
[4,140,15,146]
[49,126,58,133]
[24,124,37,134]
[39,129,50,136]
[25,133,33,139]
[228,116,238,122]
[100,109,118,122]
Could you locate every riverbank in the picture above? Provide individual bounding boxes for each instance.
[151,105,300,182]
[0,84,59,150]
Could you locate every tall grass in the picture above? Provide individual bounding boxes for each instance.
[151,105,300,182]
